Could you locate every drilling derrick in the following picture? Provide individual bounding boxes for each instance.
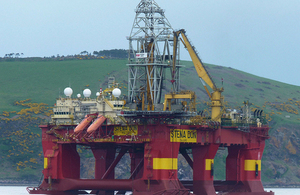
[127,0,180,111]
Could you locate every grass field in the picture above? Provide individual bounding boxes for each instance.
[0,59,128,112]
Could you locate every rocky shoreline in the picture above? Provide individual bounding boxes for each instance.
[0,179,38,186]
[263,183,300,188]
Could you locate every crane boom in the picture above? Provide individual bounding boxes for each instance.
[175,29,217,90]
[172,29,224,122]
[171,31,180,84]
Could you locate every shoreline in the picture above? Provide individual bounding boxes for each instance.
[0,184,38,186]
[0,182,300,188]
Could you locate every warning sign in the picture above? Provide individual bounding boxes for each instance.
[114,126,138,136]
[170,129,197,143]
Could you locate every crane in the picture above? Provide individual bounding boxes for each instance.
[170,29,224,122]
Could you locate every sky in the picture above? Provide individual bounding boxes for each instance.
[1,0,300,86]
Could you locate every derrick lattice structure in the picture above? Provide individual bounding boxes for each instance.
[127,0,181,110]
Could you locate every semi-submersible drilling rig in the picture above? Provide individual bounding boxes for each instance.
[27,1,274,195]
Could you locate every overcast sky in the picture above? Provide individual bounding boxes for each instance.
[1,0,299,86]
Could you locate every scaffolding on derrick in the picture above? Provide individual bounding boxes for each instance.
[127,0,181,111]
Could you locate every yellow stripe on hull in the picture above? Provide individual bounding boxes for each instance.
[244,160,261,171]
[44,157,48,169]
[153,158,178,170]
[205,159,214,170]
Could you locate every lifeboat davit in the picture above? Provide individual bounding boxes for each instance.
[74,115,94,134]
[87,115,106,134]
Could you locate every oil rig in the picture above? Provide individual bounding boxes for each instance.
[27,1,274,195]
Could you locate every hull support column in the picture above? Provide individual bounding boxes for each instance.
[192,144,219,195]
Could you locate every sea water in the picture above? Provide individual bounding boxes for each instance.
[0,186,298,195]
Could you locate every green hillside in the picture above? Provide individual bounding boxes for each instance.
[0,58,300,185]
[1,59,298,114]
[0,59,128,113]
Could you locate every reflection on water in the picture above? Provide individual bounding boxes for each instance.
[0,186,299,195]
[265,188,299,195]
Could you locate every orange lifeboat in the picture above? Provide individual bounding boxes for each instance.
[74,115,94,134]
[87,115,106,134]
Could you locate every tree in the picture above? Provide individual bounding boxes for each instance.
[93,51,99,56]
[80,51,88,55]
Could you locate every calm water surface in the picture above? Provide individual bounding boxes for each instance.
[0,186,298,195]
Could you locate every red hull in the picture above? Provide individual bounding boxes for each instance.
[27,122,274,195]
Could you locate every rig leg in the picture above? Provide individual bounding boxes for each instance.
[226,144,269,194]
[192,144,219,195]
[92,146,116,195]
[131,141,190,194]
[240,143,265,192]
[30,143,81,194]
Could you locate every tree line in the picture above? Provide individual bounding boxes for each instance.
[92,49,128,58]
[2,49,128,59]
[4,53,24,58]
